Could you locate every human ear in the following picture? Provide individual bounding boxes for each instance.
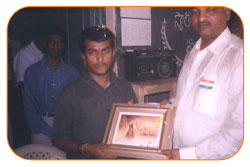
[112,47,117,57]
[81,53,86,64]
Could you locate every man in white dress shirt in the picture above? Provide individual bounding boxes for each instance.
[161,7,243,159]
[13,27,46,85]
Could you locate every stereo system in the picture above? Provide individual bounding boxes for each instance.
[124,50,176,82]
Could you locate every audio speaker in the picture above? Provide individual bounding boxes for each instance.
[124,50,176,82]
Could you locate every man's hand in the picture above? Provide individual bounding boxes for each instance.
[127,99,134,104]
[161,149,180,159]
[160,99,171,108]
[82,144,117,159]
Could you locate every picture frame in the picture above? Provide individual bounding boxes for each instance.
[102,103,176,159]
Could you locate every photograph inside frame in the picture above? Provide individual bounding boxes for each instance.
[102,103,176,159]
[112,112,164,148]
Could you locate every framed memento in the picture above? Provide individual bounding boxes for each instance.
[102,103,176,159]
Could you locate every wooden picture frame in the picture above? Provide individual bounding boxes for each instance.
[102,103,176,159]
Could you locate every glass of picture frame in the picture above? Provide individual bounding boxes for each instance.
[102,103,176,159]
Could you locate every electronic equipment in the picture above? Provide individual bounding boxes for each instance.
[123,50,176,82]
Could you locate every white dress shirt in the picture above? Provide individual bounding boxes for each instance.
[13,41,44,82]
[173,27,243,159]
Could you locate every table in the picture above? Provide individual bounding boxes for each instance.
[131,78,177,103]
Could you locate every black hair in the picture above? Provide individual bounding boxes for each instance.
[33,22,48,44]
[229,11,242,29]
[45,24,68,44]
[79,25,115,54]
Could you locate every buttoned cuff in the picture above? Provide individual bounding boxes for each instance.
[179,147,197,159]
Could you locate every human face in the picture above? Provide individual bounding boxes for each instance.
[82,39,116,77]
[47,35,65,58]
[190,7,231,44]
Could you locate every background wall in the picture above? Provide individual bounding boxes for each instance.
[8,7,106,73]
[115,7,199,76]
[8,7,241,76]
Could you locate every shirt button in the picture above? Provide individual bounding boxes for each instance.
[52,83,55,87]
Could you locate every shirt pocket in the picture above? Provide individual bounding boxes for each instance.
[194,82,218,117]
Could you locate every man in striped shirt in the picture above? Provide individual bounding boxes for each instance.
[161,7,243,159]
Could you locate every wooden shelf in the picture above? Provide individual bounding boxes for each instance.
[131,78,177,103]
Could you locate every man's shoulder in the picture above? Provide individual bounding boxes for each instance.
[115,76,129,82]
[56,76,84,103]
[113,75,132,87]
[217,34,243,72]
[60,76,82,93]
[24,59,43,74]
[16,42,34,56]
[227,34,243,62]
[229,34,243,51]
[62,62,78,72]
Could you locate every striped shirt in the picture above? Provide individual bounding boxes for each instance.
[174,27,243,159]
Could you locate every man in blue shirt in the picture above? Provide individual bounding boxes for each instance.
[23,25,79,145]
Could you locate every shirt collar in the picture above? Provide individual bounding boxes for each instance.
[80,71,118,88]
[109,71,118,86]
[194,27,231,55]
[30,41,43,57]
[30,41,38,49]
[41,56,65,71]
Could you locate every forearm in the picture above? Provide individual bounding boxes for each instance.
[24,73,47,134]
[52,139,98,158]
[53,138,82,153]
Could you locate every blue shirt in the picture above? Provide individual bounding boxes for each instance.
[23,56,79,137]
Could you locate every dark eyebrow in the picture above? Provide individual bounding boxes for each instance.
[102,46,111,50]
[87,48,97,52]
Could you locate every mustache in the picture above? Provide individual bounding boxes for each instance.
[94,63,108,67]
[198,21,211,27]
